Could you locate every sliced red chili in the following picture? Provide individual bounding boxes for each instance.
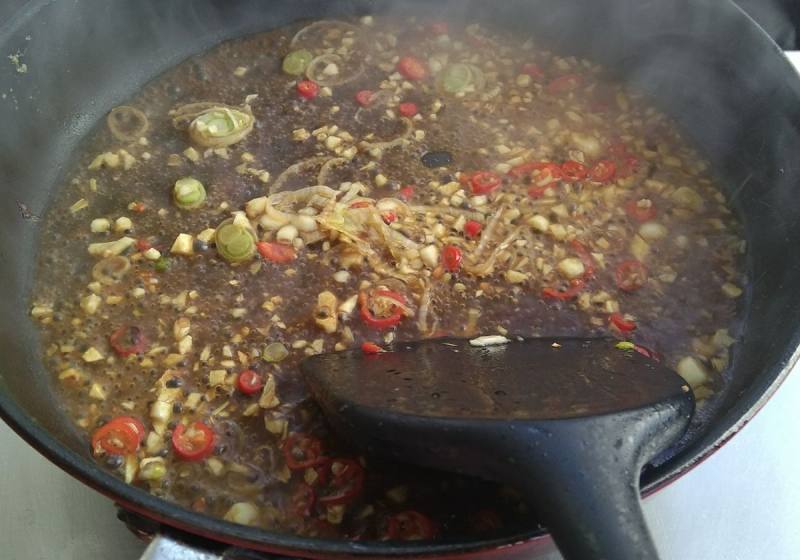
[615,259,648,292]
[527,185,557,199]
[386,510,437,540]
[469,171,502,195]
[361,342,383,355]
[442,245,463,272]
[546,73,582,94]
[318,458,365,506]
[382,211,397,224]
[297,80,320,99]
[237,369,264,395]
[256,241,296,264]
[359,289,406,330]
[109,325,148,357]
[609,312,637,332]
[398,186,415,201]
[290,483,316,517]
[355,89,374,107]
[115,416,146,442]
[589,160,616,182]
[464,220,482,238]
[542,279,586,300]
[521,63,544,79]
[634,344,662,362]
[135,238,152,252]
[172,421,215,461]
[561,160,588,181]
[570,240,595,279]
[307,458,331,487]
[397,56,428,81]
[624,199,657,223]
[398,102,418,117]
[509,162,562,186]
[282,433,326,470]
[91,417,144,456]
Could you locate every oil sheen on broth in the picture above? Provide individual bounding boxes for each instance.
[29,16,744,541]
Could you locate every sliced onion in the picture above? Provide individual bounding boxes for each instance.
[269,185,339,209]
[290,20,362,50]
[472,205,507,260]
[317,157,349,186]
[466,64,486,92]
[269,157,330,194]
[92,256,131,285]
[107,106,149,142]
[305,53,364,87]
[416,283,433,334]
[409,205,484,222]
[340,183,369,204]
[377,198,411,218]
[354,89,394,124]
[359,117,413,152]
[464,227,521,277]
[371,295,415,320]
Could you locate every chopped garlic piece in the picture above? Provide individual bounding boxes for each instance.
[676,356,710,388]
[88,237,135,257]
[90,218,111,233]
[82,347,104,363]
[721,282,742,298]
[558,258,585,280]
[469,335,510,347]
[170,233,194,256]
[88,383,107,400]
[80,293,102,315]
[224,503,259,526]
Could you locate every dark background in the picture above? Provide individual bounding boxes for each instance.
[0,0,799,49]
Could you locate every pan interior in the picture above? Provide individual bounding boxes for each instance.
[1,0,799,555]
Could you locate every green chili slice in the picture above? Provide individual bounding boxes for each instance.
[282,49,313,76]
[173,177,207,209]
[188,107,254,148]
[154,257,171,273]
[439,63,473,94]
[215,221,257,263]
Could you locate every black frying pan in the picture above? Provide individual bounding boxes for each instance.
[1,0,800,558]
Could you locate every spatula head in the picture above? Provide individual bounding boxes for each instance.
[301,337,694,560]
[301,337,691,422]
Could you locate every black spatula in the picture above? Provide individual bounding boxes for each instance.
[300,337,694,560]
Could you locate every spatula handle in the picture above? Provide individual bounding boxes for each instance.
[530,459,658,560]
[502,398,692,560]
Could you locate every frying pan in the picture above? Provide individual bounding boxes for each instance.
[1,0,799,558]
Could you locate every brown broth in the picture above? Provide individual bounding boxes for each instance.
[30,16,743,540]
